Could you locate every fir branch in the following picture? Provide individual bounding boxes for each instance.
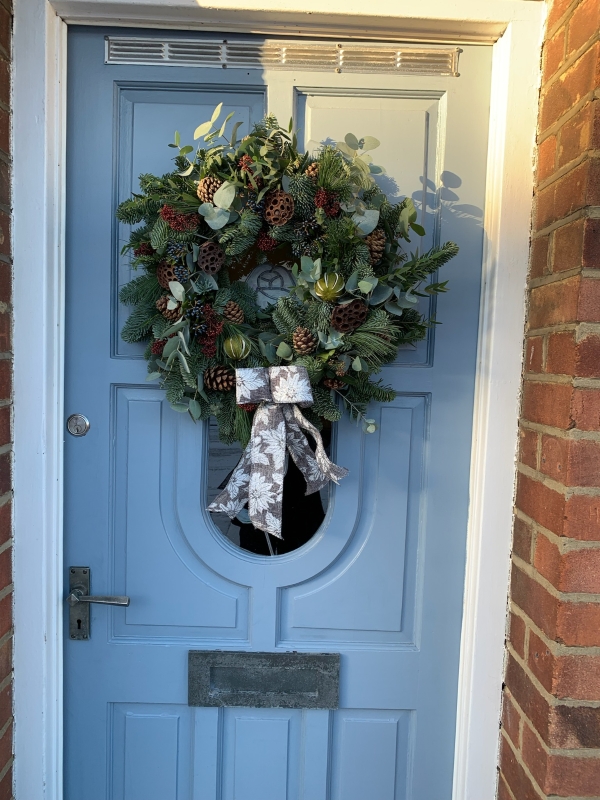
[119,274,163,307]
[121,305,160,343]
[272,296,303,336]
[311,385,342,422]
[304,300,332,333]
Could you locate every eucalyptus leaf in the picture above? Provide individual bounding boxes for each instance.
[384,299,406,317]
[162,337,180,358]
[352,356,363,372]
[213,181,236,210]
[368,164,385,175]
[166,299,179,311]
[410,222,426,237]
[352,209,379,237]
[175,349,190,373]
[276,341,293,360]
[174,130,181,147]
[369,283,393,305]
[168,281,186,302]
[194,120,213,140]
[178,330,190,356]
[146,371,161,382]
[163,319,187,337]
[336,142,355,158]
[281,175,291,192]
[170,402,189,413]
[362,418,378,434]
[189,399,202,420]
[218,111,235,139]
[210,102,223,124]
[230,120,244,145]
[204,207,230,230]
[300,256,314,274]
[345,271,359,292]
[179,145,193,156]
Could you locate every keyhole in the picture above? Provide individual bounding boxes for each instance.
[76,619,82,630]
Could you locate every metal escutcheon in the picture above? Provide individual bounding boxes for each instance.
[66,414,90,437]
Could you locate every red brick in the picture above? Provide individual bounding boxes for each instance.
[524,721,600,796]
[0,264,10,306]
[528,630,556,694]
[528,276,579,328]
[534,183,555,231]
[0,764,11,800]
[0,360,11,400]
[575,333,600,376]
[546,331,576,375]
[567,0,600,55]
[0,550,11,596]
[578,276,600,321]
[0,408,10,449]
[509,611,527,658]
[0,312,10,354]
[0,636,11,684]
[0,453,10,498]
[525,335,544,374]
[552,216,584,271]
[513,517,534,565]
[522,381,573,429]
[516,473,566,536]
[0,58,9,110]
[564,493,600,540]
[0,721,12,772]
[550,703,600,748]
[0,592,10,641]
[535,533,600,593]
[538,134,557,182]
[520,427,539,470]
[558,102,593,167]
[543,26,566,82]
[554,159,599,221]
[571,388,600,430]
[541,435,600,486]
[497,775,514,800]
[583,217,600,267]
[500,735,545,800]
[530,236,550,279]
[502,690,522,747]
[0,682,10,730]
[511,564,559,641]
[547,0,575,32]
[556,654,600,700]
[541,44,600,132]
[557,600,600,646]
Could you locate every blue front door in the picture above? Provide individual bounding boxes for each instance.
[64,27,492,799]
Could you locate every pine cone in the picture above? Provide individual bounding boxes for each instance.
[365,228,386,264]
[156,261,177,289]
[305,162,319,180]
[197,241,225,274]
[197,176,222,204]
[204,366,235,392]
[223,300,244,324]
[264,190,295,226]
[292,326,317,355]
[156,295,181,321]
[323,378,346,390]
[331,299,369,333]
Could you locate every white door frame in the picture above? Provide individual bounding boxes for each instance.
[12,1,545,798]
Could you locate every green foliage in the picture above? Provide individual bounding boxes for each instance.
[119,274,163,307]
[288,174,316,219]
[311,386,343,422]
[219,210,261,255]
[164,369,186,404]
[317,147,352,201]
[272,296,303,336]
[304,301,332,333]
[121,305,160,343]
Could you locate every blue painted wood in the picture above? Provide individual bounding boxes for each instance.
[65,26,492,799]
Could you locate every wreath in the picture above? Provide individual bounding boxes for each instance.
[117,106,457,453]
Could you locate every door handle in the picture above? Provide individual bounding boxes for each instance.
[67,590,130,607]
[67,566,128,640]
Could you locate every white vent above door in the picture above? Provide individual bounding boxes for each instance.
[105,37,461,77]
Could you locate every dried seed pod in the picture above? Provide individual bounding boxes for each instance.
[330,299,369,333]
[304,162,319,180]
[204,366,235,392]
[156,261,177,289]
[223,334,251,360]
[197,241,225,275]
[264,190,295,226]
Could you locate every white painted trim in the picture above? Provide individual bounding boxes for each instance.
[13,5,67,800]
[11,1,544,798]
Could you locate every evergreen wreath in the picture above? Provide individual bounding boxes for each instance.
[117,104,458,447]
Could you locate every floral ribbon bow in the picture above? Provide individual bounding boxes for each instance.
[208,366,349,538]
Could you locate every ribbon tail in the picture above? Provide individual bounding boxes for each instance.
[207,443,251,519]
[247,403,285,539]
[282,406,330,495]
[284,405,349,489]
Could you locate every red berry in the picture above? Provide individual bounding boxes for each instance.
[239,403,258,412]
[151,339,166,355]
[238,154,253,171]
[160,205,199,232]
[314,188,329,209]
[257,230,277,251]
[134,242,155,257]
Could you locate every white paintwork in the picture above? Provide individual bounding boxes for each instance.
[12,1,544,799]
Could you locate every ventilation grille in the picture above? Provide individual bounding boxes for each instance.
[105,37,461,77]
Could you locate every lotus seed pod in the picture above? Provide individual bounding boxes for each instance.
[223,334,251,360]
[314,273,345,302]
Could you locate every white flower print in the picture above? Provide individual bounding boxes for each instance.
[258,422,287,471]
[210,498,245,517]
[271,369,312,404]
[236,368,269,402]
[264,511,282,537]
[248,472,277,513]
[226,468,249,500]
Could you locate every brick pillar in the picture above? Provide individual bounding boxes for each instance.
[498,1,600,799]
[0,0,10,797]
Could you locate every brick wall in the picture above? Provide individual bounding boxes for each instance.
[0,0,10,797]
[498,1,600,798]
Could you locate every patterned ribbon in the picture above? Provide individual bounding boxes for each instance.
[208,366,348,538]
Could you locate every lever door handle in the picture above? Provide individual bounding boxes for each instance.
[67,590,130,607]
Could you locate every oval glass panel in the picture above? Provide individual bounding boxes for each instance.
[206,419,329,556]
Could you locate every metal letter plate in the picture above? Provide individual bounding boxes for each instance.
[68,566,90,640]
[188,651,340,709]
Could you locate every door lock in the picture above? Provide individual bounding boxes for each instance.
[67,567,129,640]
